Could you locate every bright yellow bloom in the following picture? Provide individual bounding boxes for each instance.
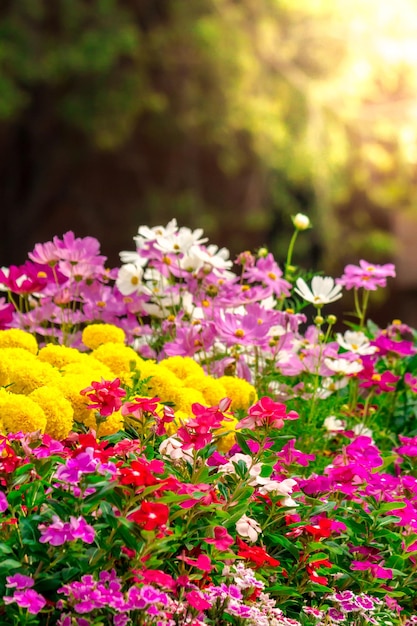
[82,324,126,350]
[183,374,227,407]
[29,386,74,439]
[62,358,115,381]
[137,363,182,401]
[159,356,205,380]
[214,416,239,453]
[4,356,61,395]
[0,329,38,354]
[164,410,189,436]
[56,373,95,425]
[82,408,124,437]
[0,348,37,387]
[0,390,47,433]
[169,387,207,413]
[91,343,142,384]
[217,376,258,411]
[38,344,87,369]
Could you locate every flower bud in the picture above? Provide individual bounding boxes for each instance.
[314,315,324,325]
[292,213,311,230]
[257,247,269,258]
[327,314,337,325]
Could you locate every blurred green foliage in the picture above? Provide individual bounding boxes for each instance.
[1,0,416,268]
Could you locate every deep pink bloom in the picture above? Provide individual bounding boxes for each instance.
[372,334,415,357]
[39,515,95,546]
[80,378,126,417]
[0,490,8,513]
[180,553,212,572]
[0,297,14,329]
[185,590,212,610]
[121,396,160,419]
[0,262,51,295]
[204,526,234,551]
[6,574,34,590]
[237,396,298,430]
[405,373,417,393]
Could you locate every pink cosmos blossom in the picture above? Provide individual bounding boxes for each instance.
[0,262,51,295]
[213,310,271,347]
[372,334,415,357]
[337,260,396,291]
[80,378,126,417]
[0,297,14,329]
[243,253,291,298]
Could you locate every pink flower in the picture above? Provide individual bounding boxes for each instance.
[237,396,298,430]
[121,396,160,419]
[3,589,46,614]
[80,378,126,417]
[405,373,417,393]
[204,526,234,551]
[337,260,395,291]
[243,253,291,298]
[180,553,212,572]
[185,590,212,610]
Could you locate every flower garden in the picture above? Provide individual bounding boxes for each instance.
[1,216,417,625]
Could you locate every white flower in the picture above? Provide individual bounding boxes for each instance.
[153,226,208,255]
[352,423,374,440]
[159,437,193,462]
[336,331,377,356]
[294,276,343,306]
[256,478,298,506]
[324,357,363,375]
[236,515,262,543]
[292,213,311,231]
[134,219,179,249]
[323,416,345,432]
[116,263,144,295]
[218,454,263,483]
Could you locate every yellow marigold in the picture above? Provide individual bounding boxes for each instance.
[82,324,126,350]
[29,386,74,439]
[183,374,227,407]
[0,348,37,387]
[169,387,207,414]
[56,373,95,425]
[0,391,47,433]
[38,344,87,369]
[62,358,115,381]
[136,362,181,400]
[159,356,205,380]
[82,409,124,437]
[0,329,38,354]
[214,416,239,453]
[91,343,142,384]
[164,409,189,436]
[5,357,61,395]
[217,376,258,411]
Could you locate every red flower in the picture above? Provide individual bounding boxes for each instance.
[128,501,169,530]
[306,558,332,586]
[304,517,332,538]
[236,537,280,568]
[118,460,161,488]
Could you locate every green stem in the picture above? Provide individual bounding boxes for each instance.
[285,229,299,280]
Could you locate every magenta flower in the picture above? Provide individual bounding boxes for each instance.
[0,490,8,513]
[213,310,271,347]
[6,574,34,590]
[0,297,14,329]
[3,589,46,614]
[80,378,126,417]
[405,373,417,393]
[337,260,395,291]
[39,515,95,546]
[204,526,234,551]
[121,395,160,419]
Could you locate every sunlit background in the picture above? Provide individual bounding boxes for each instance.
[1,0,417,323]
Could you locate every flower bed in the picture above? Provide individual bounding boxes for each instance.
[0,216,417,625]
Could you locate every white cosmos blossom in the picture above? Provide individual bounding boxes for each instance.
[153,226,208,255]
[336,330,377,356]
[116,263,144,295]
[134,219,179,249]
[324,357,363,375]
[323,416,345,432]
[294,276,343,306]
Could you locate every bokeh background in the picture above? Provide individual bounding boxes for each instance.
[2,0,417,324]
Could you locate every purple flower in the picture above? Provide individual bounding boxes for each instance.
[328,608,345,621]
[4,589,46,614]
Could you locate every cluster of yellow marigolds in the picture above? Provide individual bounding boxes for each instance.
[0,325,257,449]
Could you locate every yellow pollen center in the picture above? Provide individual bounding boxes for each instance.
[202,300,210,307]
[372,374,381,382]
[97,301,106,308]
[267,272,277,280]
[37,271,47,279]
[241,285,250,292]
[257,318,263,325]
[163,256,172,265]
[131,276,139,285]
[235,329,245,338]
